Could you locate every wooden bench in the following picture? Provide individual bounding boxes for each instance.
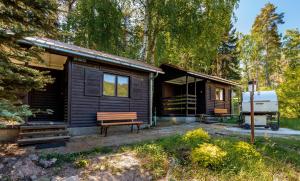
[97,112,143,136]
[214,108,228,115]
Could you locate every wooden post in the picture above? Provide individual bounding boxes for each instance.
[186,75,188,116]
[250,80,255,144]
[194,77,197,115]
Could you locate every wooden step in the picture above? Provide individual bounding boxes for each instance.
[19,130,69,137]
[18,135,70,145]
[20,124,66,130]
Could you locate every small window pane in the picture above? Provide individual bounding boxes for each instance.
[215,88,224,101]
[117,76,129,97]
[103,74,116,96]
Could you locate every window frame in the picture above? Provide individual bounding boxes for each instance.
[102,73,130,98]
[215,87,225,101]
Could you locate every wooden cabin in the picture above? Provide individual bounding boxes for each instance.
[18,37,163,136]
[153,64,239,120]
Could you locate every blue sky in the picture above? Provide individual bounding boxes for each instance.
[234,0,300,35]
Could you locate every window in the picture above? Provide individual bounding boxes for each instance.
[103,74,116,96]
[215,88,225,101]
[103,73,129,97]
[117,76,129,97]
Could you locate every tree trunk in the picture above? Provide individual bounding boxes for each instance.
[148,28,158,65]
[139,0,150,62]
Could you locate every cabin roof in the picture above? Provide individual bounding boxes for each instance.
[20,37,164,74]
[161,64,240,86]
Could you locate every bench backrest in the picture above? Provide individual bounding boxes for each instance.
[97,112,137,122]
[214,108,228,114]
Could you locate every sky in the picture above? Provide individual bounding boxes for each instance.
[234,0,300,35]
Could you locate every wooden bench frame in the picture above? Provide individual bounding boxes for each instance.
[97,112,143,136]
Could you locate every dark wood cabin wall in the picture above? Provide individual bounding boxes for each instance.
[69,60,150,127]
[205,81,231,114]
[28,68,65,122]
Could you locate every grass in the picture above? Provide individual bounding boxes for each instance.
[40,129,300,180]
[40,146,113,166]
[121,129,300,180]
[280,118,300,130]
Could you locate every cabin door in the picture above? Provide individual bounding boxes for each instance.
[196,81,206,114]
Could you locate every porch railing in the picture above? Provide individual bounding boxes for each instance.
[162,94,196,115]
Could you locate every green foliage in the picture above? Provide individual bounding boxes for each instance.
[251,3,284,87]
[0,0,58,123]
[63,0,239,74]
[65,0,125,55]
[182,128,210,147]
[212,24,241,80]
[276,29,300,118]
[0,99,32,124]
[74,159,89,168]
[133,144,169,179]
[190,143,227,169]
[276,66,300,118]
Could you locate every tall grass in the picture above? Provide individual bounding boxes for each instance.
[280,118,300,130]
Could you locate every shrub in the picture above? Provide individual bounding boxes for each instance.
[190,143,227,169]
[234,141,261,160]
[74,159,89,168]
[183,128,210,147]
[134,144,169,179]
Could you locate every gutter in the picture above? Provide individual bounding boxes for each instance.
[19,38,164,74]
[149,72,159,127]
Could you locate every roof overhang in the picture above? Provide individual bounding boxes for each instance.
[160,64,240,86]
[19,37,164,74]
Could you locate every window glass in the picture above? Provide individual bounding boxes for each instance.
[103,74,116,96]
[215,88,224,101]
[117,76,129,97]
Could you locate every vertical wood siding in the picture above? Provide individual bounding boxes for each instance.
[69,61,150,127]
[205,81,231,114]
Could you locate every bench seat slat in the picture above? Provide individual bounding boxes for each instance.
[100,121,143,126]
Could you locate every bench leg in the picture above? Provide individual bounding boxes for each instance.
[104,127,109,137]
[100,126,103,135]
[131,125,133,133]
[137,124,140,133]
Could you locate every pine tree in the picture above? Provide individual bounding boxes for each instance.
[213,24,241,80]
[251,3,284,87]
[0,0,58,123]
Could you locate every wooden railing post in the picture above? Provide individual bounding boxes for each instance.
[194,77,197,115]
[186,75,188,116]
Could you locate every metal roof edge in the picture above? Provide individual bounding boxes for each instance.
[19,38,164,74]
[188,71,240,86]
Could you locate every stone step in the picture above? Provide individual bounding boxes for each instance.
[19,130,69,137]
[20,124,66,131]
[18,135,70,145]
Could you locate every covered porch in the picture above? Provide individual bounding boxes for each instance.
[154,64,239,119]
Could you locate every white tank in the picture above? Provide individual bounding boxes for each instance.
[242,91,278,113]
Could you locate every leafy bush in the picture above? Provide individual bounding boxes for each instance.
[234,141,261,160]
[134,144,169,178]
[182,128,210,147]
[190,143,227,169]
[74,159,89,168]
